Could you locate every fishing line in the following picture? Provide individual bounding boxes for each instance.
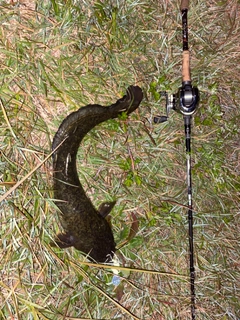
[154,0,199,318]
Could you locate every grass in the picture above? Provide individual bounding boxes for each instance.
[0,0,239,319]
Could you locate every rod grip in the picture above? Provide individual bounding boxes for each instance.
[182,51,191,82]
[181,0,189,10]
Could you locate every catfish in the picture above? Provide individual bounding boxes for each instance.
[52,86,143,262]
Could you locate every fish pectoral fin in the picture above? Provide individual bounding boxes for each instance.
[98,201,116,218]
[53,232,74,248]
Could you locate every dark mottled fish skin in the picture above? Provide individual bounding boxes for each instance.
[52,86,143,262]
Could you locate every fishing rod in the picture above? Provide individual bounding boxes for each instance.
[154,0,199,318]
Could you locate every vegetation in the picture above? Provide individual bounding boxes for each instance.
[0,0,239,319]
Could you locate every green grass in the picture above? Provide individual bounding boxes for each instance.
[1,0,239,319]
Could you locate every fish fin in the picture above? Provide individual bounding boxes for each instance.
[53,232,74,248]
[98,201,116,218]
